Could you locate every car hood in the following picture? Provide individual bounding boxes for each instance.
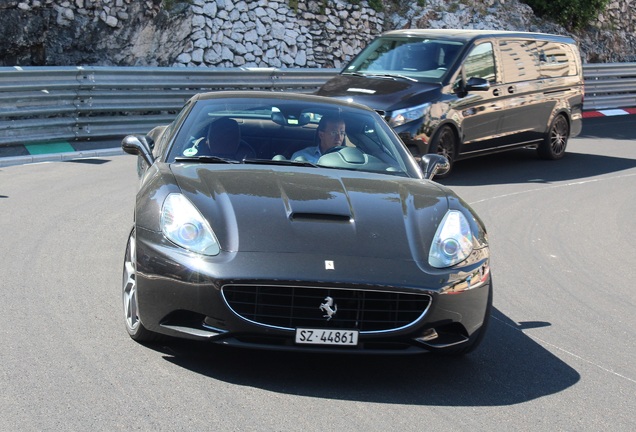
[170,165,450,261]
[315,74,441,113]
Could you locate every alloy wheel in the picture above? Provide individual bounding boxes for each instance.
[433,127,456,177]
[122,231,140,334]
[437,128,455,163]
[550,115,569,156]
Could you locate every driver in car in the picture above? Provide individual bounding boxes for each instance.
[292,115,346,163]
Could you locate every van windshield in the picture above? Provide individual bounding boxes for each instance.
[343,37,465,83]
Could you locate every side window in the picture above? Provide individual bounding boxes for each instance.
[536,41,577,78]
[499,40,540,83]
[464,42,496,83]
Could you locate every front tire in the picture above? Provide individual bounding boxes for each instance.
[429,126,457,177]
[538,114,569,160]
[122,228,163,343]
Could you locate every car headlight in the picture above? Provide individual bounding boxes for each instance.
[160,193,220,256]
[389,103,430,127]
[429,210,474,268]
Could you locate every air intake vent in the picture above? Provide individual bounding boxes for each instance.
[289,212,351,222]
[222,285,431,333]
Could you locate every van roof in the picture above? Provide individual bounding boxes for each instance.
[383,29,575,44]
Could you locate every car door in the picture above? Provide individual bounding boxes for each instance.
[448,41,507,156]
[496,39,553,144]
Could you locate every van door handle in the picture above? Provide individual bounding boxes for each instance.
[508,86,515,94]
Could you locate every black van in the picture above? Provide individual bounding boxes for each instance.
[316,29,584,175]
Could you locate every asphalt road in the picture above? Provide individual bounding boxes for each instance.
[1,115,635,431]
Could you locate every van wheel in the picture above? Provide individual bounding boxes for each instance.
[538,114,569,160]
[430,126,456,177]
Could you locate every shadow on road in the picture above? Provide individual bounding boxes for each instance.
[152,308,579,407]
[64,158,112,165]
[440,115,636,187]
[440,149,636,187]
[578,114,636,140]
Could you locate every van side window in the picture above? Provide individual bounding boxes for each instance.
[536,41,577,78]
[499,40,540,82]
[464,43,496,83]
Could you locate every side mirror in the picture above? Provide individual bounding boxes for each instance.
[122,134,155,166]
[420,154,450,179]
[465,77,490,92]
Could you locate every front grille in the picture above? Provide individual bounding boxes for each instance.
[222,285,431,332]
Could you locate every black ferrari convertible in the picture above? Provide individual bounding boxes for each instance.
[121,91,492,355]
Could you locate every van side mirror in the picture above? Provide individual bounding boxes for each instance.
[420,154,450,179]
[465,77,490,92]
[122,134,155,166]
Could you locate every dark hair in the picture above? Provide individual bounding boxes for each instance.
[318,114,345,131]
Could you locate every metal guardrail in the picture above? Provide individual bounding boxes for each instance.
[0,66,337,148]
[1,64,635,148]
[582,63,636,110]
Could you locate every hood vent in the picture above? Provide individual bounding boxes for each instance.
[290,212,352,223]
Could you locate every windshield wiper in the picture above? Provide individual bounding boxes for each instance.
[366,73,418,82]
[242,158,318,167]
[174,156,239,164]
[342,72,367,77]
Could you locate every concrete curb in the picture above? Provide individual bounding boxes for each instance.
[0,147,124,168]
[582,108,636,118]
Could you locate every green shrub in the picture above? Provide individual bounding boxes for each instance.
[521,0,610,30]
[162,0,193,11]
[368,0,383,12]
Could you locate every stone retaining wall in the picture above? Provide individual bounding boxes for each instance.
[1,0,635,67]
[177,0,384,68]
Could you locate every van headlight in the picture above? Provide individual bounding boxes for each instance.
[429,210,473,268]
[161,193,220,256]
[389,103,430,127]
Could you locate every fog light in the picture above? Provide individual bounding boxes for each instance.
[416,328,439,342]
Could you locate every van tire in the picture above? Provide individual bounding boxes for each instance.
[538,114,569,160]
[430,126,457,177]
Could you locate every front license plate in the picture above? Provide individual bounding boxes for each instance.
[295,328,359,346]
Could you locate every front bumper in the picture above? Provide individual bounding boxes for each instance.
[134,228,491,354]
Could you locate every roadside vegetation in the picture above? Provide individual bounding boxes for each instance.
[284,0,610,30]
[521,0,610,30]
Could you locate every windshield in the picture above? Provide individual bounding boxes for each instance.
[344,37,465,83]
[166,96,421,178]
